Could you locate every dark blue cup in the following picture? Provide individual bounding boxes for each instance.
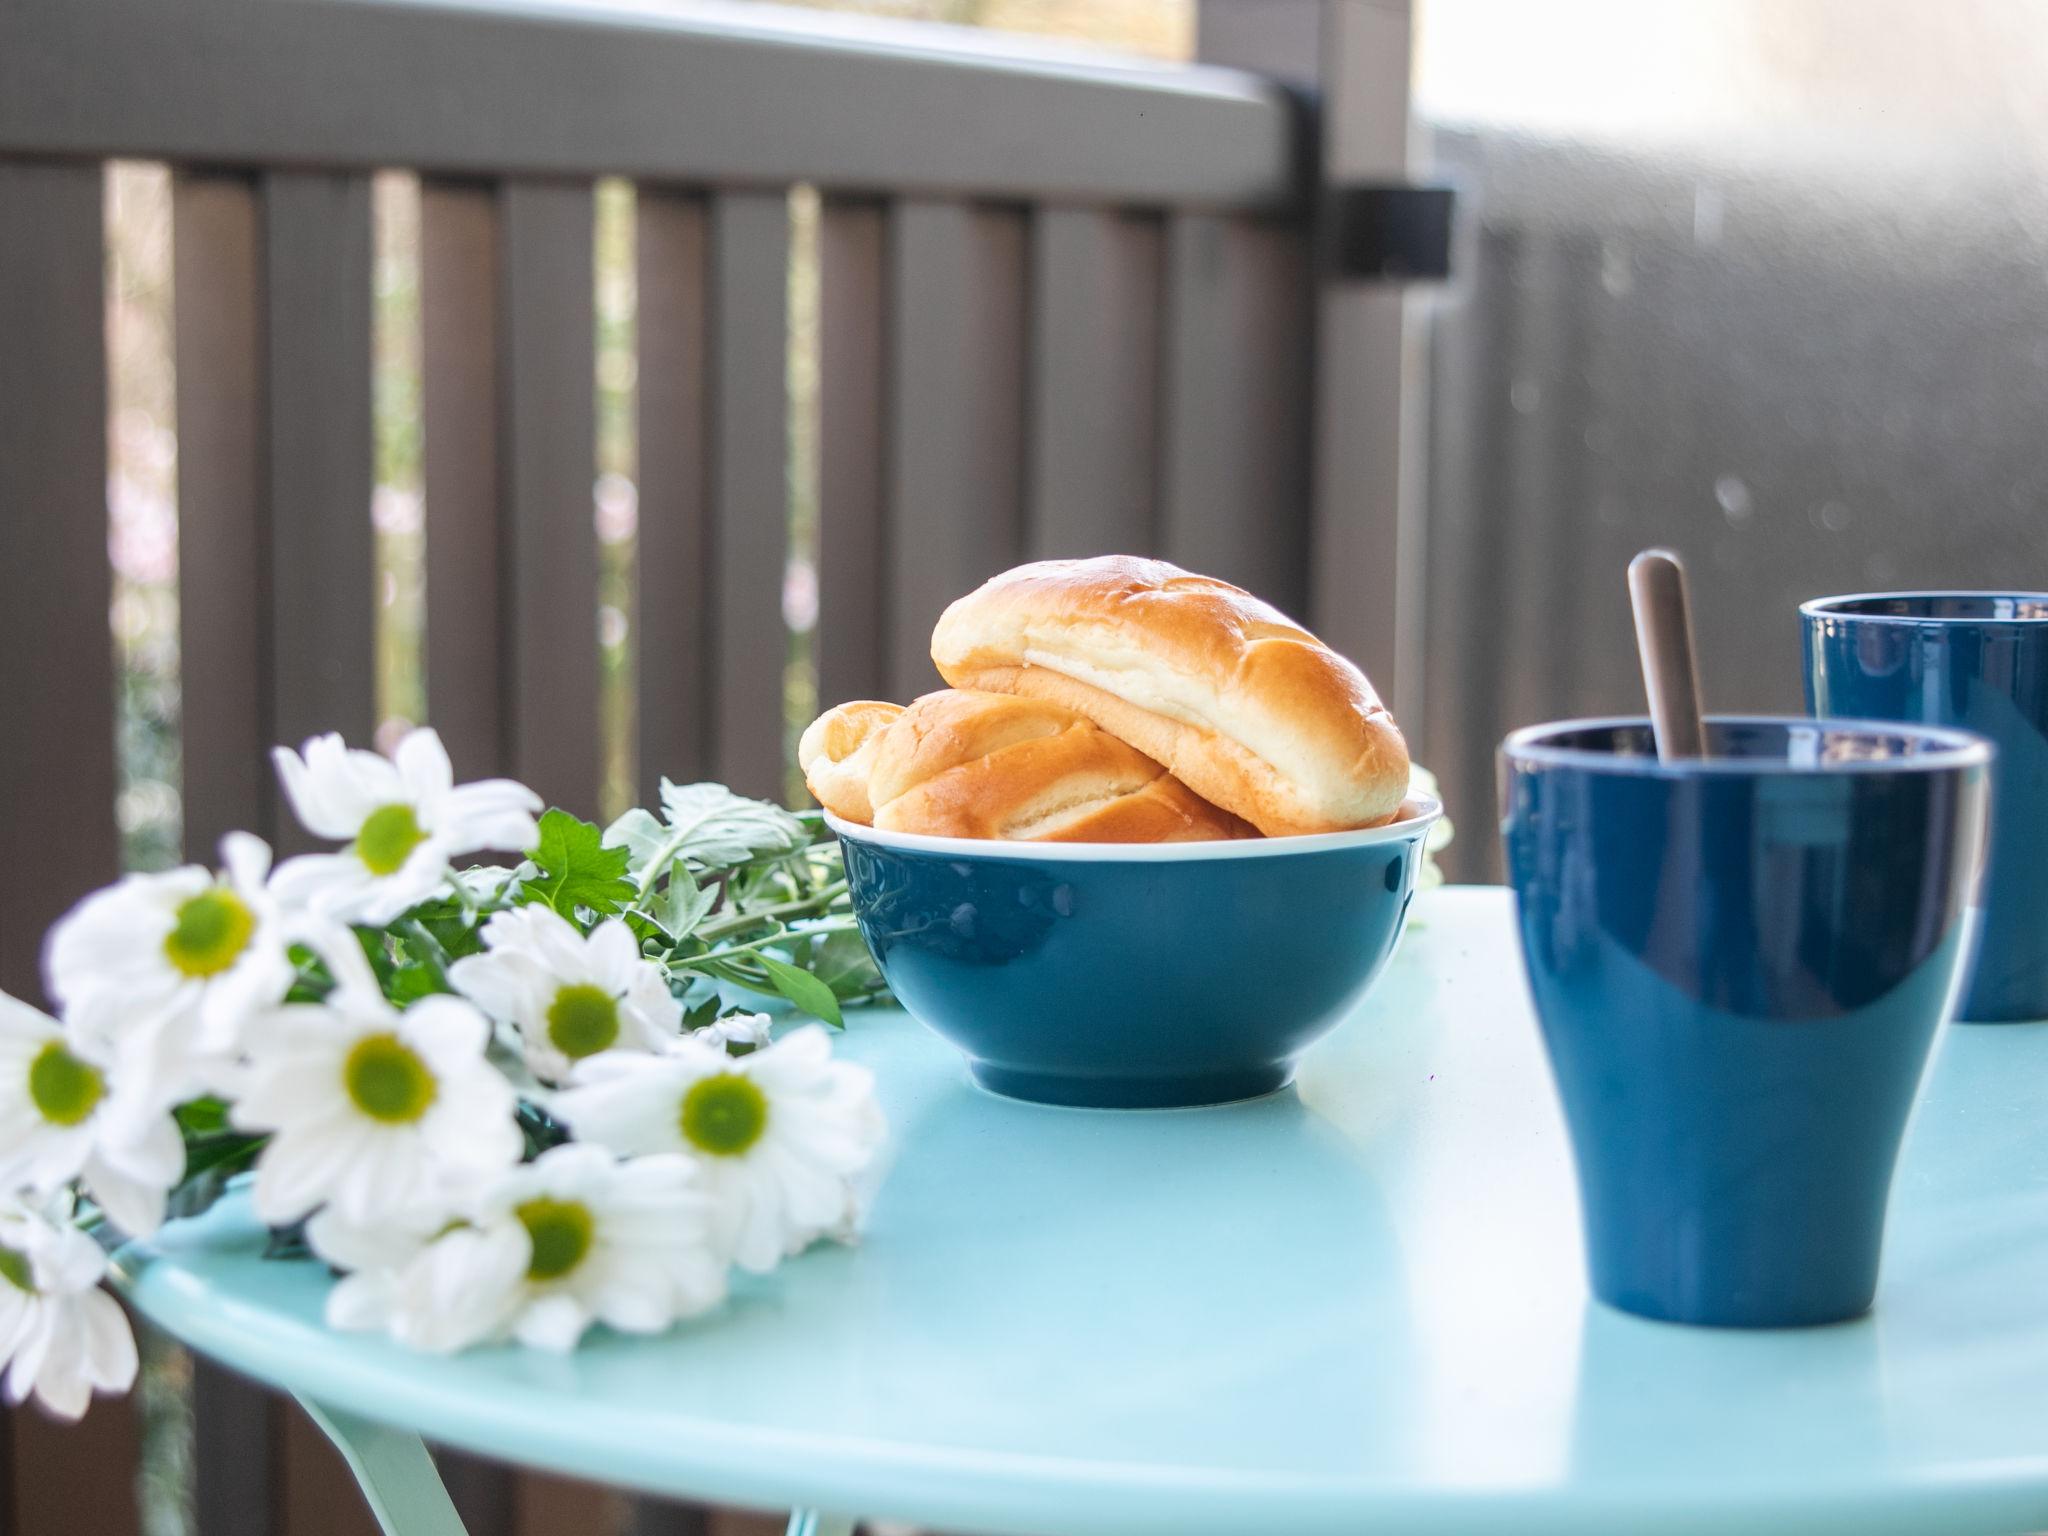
[1803,593,2048,1021]
[1500,717,1989,1327]
[831,803,1440,1109]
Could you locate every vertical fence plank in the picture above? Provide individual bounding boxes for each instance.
[174,172,268,862]
[706,190,788,801]
[815,199,887,712]
[885,200,1027,701]
[501,181,601,816]
[263,169,386,1536]
[180,168,380,1536]
[263,171,378,792]
[1159,213,1313,618]
[0,158,138,1536]
[424,178,602,1529]
[1196,0,1417,703]
[0,161,119,972]
[634,187,712,796]
[1027,206,1162,560]
[170,169,289,1536]
[1420,224,1518,883]
[425,180,602,819]
[421,179,506,783]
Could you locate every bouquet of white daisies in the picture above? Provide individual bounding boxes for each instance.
[0,726,889,1420]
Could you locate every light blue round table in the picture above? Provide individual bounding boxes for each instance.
[113,888,2048,1536]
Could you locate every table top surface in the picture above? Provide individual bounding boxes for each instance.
[116,887,2048,1536]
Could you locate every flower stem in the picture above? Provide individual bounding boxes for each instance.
[394,919,455,993]
[693,882,848,943]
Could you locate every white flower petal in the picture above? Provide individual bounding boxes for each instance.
[393,727,455,807]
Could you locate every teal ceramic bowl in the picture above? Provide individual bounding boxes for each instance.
[830,798,1441,1108]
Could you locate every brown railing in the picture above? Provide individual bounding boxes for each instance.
[0,0,1412,1530]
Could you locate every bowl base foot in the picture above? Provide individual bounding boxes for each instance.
[967,1061,1293,1110]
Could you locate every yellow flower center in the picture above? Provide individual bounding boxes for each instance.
[545,984,621,1062]
[162,887,257,978]
[343,1033,437,1123]
[356,803,427,877]
[27,1041,104,1127]
[516,1197,595,1281]
[680,1073,768,1157]
[0,1243,32,1294]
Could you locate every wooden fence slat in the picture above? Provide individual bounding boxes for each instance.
[501,180,602,817]
[706,190,789,801]
[634,187,712,797]
[421,179,507,783]
[884,200,1028,701]
[425,177,610,1531]
[0,158,138,1536]
[1420,224,1518,884]
[261,166,386,1536]
[170,168,289,1536]
[0,161,120,986]
[262,172,378,801]
[815,199,887,712]
[281,1396,378,1536]
[1158,212,1312,619]
[174,172,268,862]
[1027,206,1163,560]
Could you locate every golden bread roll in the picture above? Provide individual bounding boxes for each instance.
[798,700,904,825]
[930,556,1409,836]
[866,689,1252,843]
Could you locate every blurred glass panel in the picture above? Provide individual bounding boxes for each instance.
[1415,0,2048,877]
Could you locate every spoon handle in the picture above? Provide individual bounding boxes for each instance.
[1628,548,1708,760]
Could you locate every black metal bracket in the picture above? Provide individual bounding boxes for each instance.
[1329,183,1456,282]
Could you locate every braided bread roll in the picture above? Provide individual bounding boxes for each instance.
[931,556,1409,835]
[806,690,1250,842]
[797,700,903,825]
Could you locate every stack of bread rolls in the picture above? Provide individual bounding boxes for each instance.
[800,556,1410,844]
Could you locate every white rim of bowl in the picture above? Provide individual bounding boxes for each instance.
[824,796,1442,862]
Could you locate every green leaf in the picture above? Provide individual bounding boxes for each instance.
[759,953,843,1028]
[605,781,808,881]
[601,808,669,872]
[387,963,443,1003]
[522,808,635,917]
[804,928,886,1001]
[164,1131,268,1223]
[407,894,488,960]
[654,861,718,941]
[174,1096,229,1136]
[682,994,723,1032]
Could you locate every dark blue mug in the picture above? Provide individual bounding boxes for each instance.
[1803,593,2048,1021]
[1500,717,1989,1328]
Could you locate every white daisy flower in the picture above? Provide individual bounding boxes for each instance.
[554,1026,884,1274]
[0,993,182,1239]
[324,1145,725,1354]
[692,1012,775,1057]
[270,727,541,926]
[0,1195,138,1421]
[43,832,299,1096]
[231,988,520,1228]
[448,905,680,1085]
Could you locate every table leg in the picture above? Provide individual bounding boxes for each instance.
[296,1396,471,1536]
[784,1512,856,1536]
